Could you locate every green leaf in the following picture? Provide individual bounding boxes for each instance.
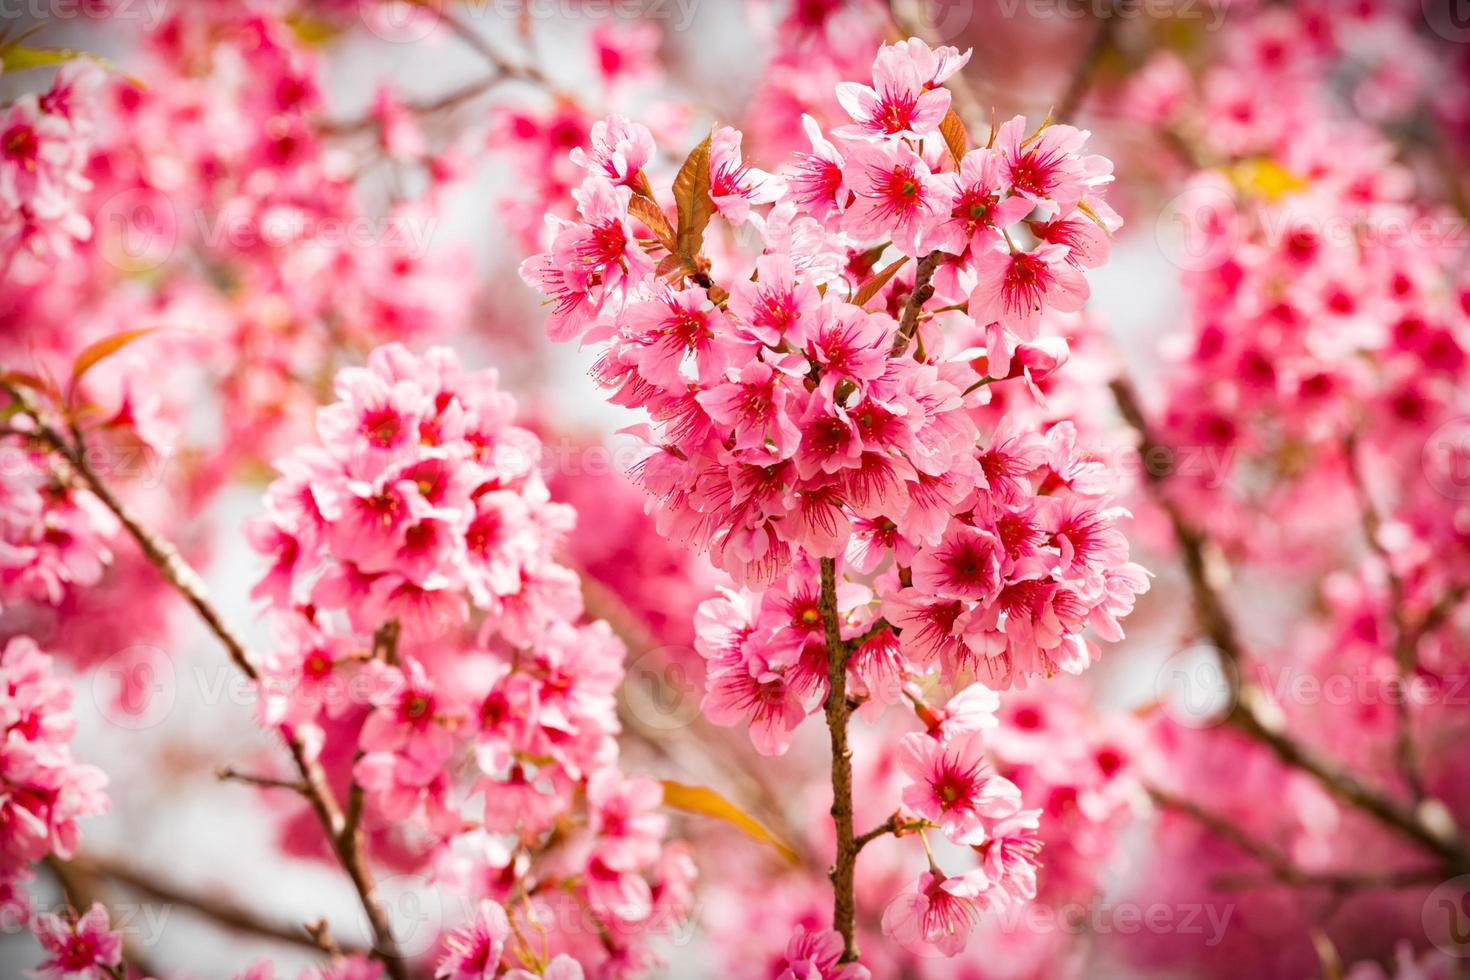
[660,780,799,864]
[671,131,715,274]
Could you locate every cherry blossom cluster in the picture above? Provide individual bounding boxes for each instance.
[250,343,693,977]
[0,63,101,262]
[0,441,119,610]
[521,34,1148,964]
[0,636,109,917]
[522,39,1147,694]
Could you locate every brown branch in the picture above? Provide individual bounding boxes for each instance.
[1345,433,1424,800]
[1149,787,1441,894]
[819,557,860,963]
[3,386,411,980]
[1111,377,1470,873]
[1054,3,1117,123]
[890,251,942,358]
[217,766,310,794]
[74,855,364,955]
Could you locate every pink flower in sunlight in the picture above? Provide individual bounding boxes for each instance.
[841,142,952,256]
[899,731,1021,843]
[834,38,968,141]
[708,126,784,224]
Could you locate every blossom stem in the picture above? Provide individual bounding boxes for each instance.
[819,556,861,963]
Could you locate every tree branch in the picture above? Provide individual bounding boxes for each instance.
[819,557,860,962]
[3,385,411,980]
[1112,377,1470,873]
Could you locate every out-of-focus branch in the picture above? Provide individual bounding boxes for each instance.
[72,855,365,955]
[1148,787,1441,893]
[1113,378,1470,873]
[1345,432,1425,801]
[2,382,410,980]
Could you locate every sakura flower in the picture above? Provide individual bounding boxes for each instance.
[776,927,871,980]
[31,903,122,980]
[969,241,1089,335]
[910,522,1006,603]
[569,115,655,186]
[841,142,952,256]
[834,38,968,140]
[881,869,991,957]
[708,126,784,224]
[899,731,1021,843]
[435,900,510,980]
